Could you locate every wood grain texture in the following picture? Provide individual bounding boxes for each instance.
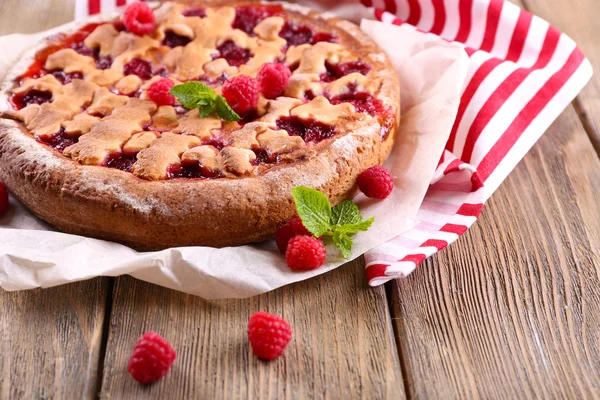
[0,0,77,35]
[0,2,111,400]
[100,259,405,399]
[390,104,600,398]
[519,0,600,156]
[0,279,111,399]
[389,1,600,396]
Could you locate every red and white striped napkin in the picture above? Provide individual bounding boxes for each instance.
[77,0,592,286]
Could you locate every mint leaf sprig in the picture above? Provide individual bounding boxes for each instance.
[292,186,374,258]
[170,82,240,121]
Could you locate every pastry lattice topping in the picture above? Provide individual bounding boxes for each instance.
[4,2,395,181]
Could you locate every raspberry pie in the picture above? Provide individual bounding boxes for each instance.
[0,1,399,249]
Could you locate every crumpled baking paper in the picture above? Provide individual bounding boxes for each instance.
[0,17,468,299]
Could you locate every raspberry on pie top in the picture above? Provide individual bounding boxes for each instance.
[0,1,400,249]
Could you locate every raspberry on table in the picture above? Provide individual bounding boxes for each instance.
[248,312,292,360]
[0,182,9,216]
[123,2,156,36]
[148,78,176,106]
[276,217,311,253]
[357,165,394,199]
[221,75,259,116]
[286,235,326,271]
[128,332,176,384]
[257,63,291,99]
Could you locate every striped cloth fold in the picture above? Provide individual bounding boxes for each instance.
[364,0,592,284]
[77,0,593,286]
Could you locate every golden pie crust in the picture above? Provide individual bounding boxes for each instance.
[0,1,400,249]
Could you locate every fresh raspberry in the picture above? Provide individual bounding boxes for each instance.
[221,75,259,116]
[123,58,153,80]
[147,78,175,106]
[275,217,310,253]
[286,235,326,271]
[248,312,292,360]
[128,332,176,384]
[257,63,291,99]
[357,165,394,199]
[0,182,8,216]
[122,2,156,36]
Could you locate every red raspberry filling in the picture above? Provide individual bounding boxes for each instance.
[248,312,292,360]
[257,62,291,99]
[279,22,339,46]
[197,73,229,86]
[15,23,103,84]
[123,58,153,80]
[105,152,137,172]
[312,32,339,44]
[182,7,206,17]
[279,21,314,46]
[128,331,176,384]
[95,55,113,70]
[222,75,260,116]
[330,92,386,115]
[162,31,192,48]
[122,2,156,36]
[251,148,276,165]
[51,70,83,84]
[168,162,222,179]
[71,42,96,58]
[276,116,335,143]
[40,129,78,152]
[320,61,371,82]
[0,182,8,217]
[217,40,252,67]
[10,89,53,110]
[233,4,283,35]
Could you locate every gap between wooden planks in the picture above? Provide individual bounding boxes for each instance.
[0,1,113,399]
[99,260,404,399]
[389,0,600,398]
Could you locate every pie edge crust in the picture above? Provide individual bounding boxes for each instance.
[0,0,400,249]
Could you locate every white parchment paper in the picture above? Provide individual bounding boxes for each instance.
[0,18,468,299]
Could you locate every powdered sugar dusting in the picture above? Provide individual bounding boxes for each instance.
[78,169,172,215]
[4,127,69,171]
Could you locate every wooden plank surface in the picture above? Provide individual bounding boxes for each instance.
[2,0,600,398]
[389,0,600,395]
[391,105,600,398]
[0,2,112,399]
[519,0,600,156]
[0,280,111,399]
[100,260,405,399]
[0,0,77,35]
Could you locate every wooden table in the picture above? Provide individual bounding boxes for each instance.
[1,0,600,398]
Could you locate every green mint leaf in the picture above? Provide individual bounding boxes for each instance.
[215,95,241,121]
[335,217,374,236]
[331,200,362,226]
[169,82,216,110]
[332,231,353,259]
[198,104,215,118]
[292,186,332,238]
